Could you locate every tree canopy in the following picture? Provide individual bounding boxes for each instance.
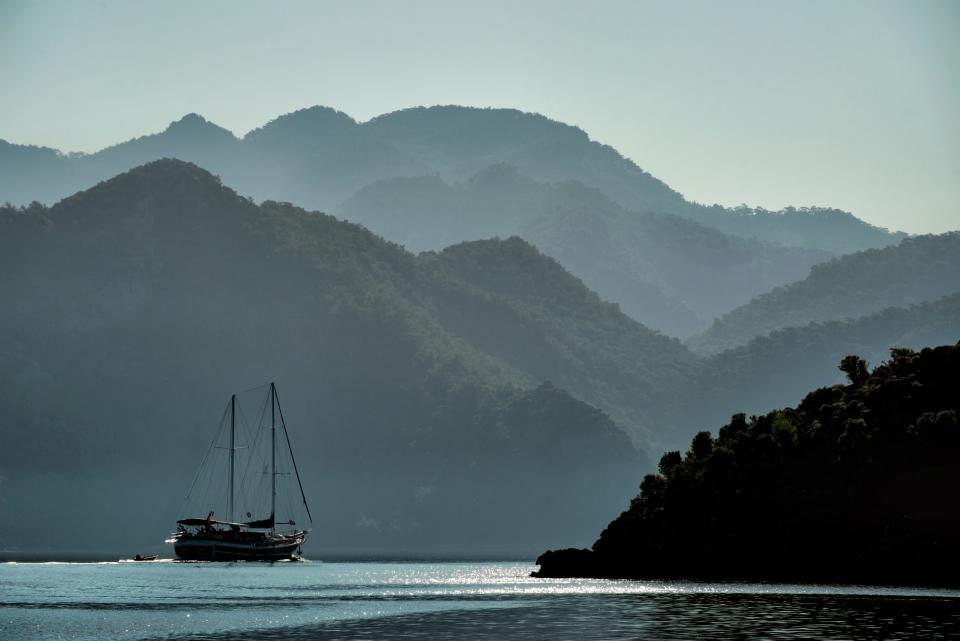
[535,344,960,586]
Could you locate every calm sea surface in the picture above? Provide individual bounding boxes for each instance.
[2,560,959,640]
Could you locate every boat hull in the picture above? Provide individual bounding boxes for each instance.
[174,535,304,561]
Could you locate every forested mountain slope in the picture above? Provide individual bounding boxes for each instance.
[341,167,830,336]
[421,237,960,453]
[0,160,645,555]
[689,233,960,355]
[422,237,698,448]
[678,204,905,255]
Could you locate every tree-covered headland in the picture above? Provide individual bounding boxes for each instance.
[535,344,960,585]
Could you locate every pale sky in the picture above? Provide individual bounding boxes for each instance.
[1,0,957,234]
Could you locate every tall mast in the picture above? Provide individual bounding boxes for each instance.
[270,382,277,534]
[229,394,236,524]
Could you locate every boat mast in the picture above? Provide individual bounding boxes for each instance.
[270,382,277,534]
[229,393,236,524]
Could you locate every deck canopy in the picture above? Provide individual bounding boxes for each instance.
[177,518,244,527]
[244,515,275,529]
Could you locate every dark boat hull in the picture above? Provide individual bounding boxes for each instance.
[174,537,302,561]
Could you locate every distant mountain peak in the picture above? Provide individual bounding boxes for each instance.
[126,156,216,177]
[169,112,207,127]
[53,158,241,216]
[163,113,237,141]
[367,105,590,143]
[444,235,539,256]
[438,235,596,305]
[244,106,357,144]
[278,105,356,126]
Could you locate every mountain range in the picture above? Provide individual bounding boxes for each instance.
[340,167,832,335]
[1,159,955,556]
[1,106,907,337]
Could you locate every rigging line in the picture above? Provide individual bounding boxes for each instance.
[237,391,265,457]
[233,382,273,396]
[282,480,296,524]
[236,387,270,508]
[234,402,254,499]
[197,415,227,520]
[274,386,314,526]
[249,390,273,514]
[198,453,220,519]
[256,387,273,515]
[222,380,270,515]
[180,401,230,511]
[236,446,263,513]
[235,397,254,451]
[205,402,232,518]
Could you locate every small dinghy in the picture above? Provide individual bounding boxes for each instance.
[133,554,158,561]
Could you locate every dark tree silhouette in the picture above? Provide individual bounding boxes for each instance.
[535,345,960,586]
[839,355,870,385]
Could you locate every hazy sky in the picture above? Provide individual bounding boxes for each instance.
[1,0,957,234]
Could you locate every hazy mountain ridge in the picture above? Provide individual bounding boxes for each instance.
[697,293,960,424]
[341,167,831,336]
[681,204,906,254]
[1,106,906,342]
[0,105,904,258]
[689,233,960,355]
[418,234,960,452]
[421,237,699,449]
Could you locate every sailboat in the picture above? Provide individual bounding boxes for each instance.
[166,383,313,561]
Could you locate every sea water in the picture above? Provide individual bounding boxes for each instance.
[2,560,959,640]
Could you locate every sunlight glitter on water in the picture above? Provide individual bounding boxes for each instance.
[297,562,960,599]
[3,561,959,641]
